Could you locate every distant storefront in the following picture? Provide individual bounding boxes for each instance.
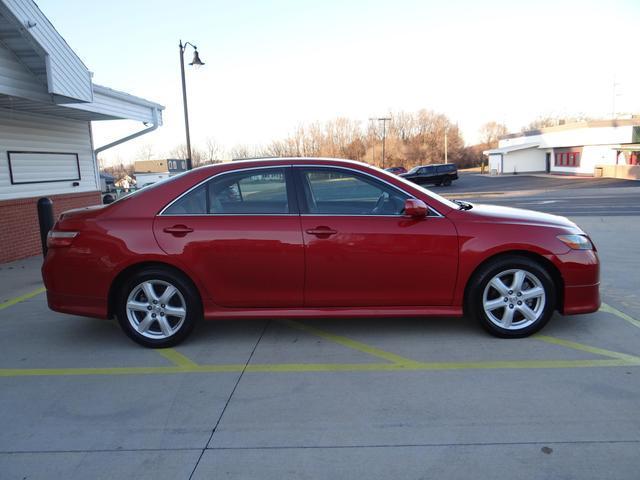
[484,120,640,179]
[134,159,188,188]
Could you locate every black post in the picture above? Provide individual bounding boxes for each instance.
[37,197,54,257]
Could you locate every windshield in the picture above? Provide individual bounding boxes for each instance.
[384,170,459,210]
[406,166,421,174]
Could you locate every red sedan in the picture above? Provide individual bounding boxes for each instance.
[42,158,600,347]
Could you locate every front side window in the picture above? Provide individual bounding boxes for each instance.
[300,168,408,215]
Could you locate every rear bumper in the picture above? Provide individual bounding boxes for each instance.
[46,290,107,319]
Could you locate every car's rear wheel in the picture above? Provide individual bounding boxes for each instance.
[443,177,452,186]
[469,256,556,337]
[116,268,200,347]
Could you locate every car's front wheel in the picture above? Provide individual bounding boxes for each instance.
[116,268,200,347]
[469,256,556,337]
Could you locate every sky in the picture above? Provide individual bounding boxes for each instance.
[37,0,640,166]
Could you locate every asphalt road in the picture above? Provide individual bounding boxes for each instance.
[437,172,640,216]
[1,172,640,479]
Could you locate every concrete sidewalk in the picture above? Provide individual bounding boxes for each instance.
[0,255,44,306]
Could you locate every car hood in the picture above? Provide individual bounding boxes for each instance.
[463,203,581,231]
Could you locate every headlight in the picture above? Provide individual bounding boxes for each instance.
[557,234,593,250]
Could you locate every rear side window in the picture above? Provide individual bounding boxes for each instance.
[209,169,289,214]
[163,185,207,215]
[162,168,290,215]
[436,164,456,173]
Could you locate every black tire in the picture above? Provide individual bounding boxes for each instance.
[443,177,452,186]
[468,255,556,338]
[116,267,201,347]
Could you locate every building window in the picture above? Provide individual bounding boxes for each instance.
[7,151,80,184]
[555,151,580,167]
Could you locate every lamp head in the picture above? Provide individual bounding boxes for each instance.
[189,49,205,67]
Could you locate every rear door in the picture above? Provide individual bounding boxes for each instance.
[154,166,305,308]
[295,166,458,307]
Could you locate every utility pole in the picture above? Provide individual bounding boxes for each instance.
[377,117,391,169]
[444,128,448,164]
[368,118,377,165]
[612,75,621,119]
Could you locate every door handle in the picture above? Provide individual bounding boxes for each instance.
[306,226,338,237]
[163,225,194,236]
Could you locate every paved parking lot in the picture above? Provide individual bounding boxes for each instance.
[1,175,640,479]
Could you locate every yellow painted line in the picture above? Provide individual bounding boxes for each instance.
[535,335,640,363]
[0,358,639,377]
[280,320,422,366]
[156,348,200,367]
[0,287,46,311]
[600,302,640,329]
[0,365,241,377]
[244,359,640,372]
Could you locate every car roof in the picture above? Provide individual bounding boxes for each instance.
[195,157,374,174]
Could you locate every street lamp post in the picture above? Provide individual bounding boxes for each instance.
[179,40,205,170]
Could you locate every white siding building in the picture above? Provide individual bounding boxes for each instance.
[0,0,164,263]
[484,120,640,178]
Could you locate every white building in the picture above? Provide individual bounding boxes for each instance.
[484,120,640,178]
[0,0,164,263]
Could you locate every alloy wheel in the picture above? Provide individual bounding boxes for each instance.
[125,280,187,339]
[482,268,546,330]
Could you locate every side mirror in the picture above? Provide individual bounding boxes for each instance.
[404,198,428,218]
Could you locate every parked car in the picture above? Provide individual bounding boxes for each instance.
[100,173,117,204]
[401,163,458,186]
[385,166,407,175]
[42,158,600,347]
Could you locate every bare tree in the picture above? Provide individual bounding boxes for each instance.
[169,144,205,167]
[204,137,224,164]
[521,114,596,132]
[479,121,508,149]
[228,144,260,160]
[135,143,154,161]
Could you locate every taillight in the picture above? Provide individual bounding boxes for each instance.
[47,230,78,248]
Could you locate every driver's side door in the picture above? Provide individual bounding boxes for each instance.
[295,166,458,307]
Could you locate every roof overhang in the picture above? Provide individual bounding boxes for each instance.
[0,0,92,103]
[483,142,540,155]
[0,0,164,124]
[612,144,640,151]
[0,85,164,124]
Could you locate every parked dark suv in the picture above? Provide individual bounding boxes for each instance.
[400,163,458,186]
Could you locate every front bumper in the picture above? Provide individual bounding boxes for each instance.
[562,283,600,315]
[553,249,600,315]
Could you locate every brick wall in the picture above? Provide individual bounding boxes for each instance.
[0,191,102,264]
